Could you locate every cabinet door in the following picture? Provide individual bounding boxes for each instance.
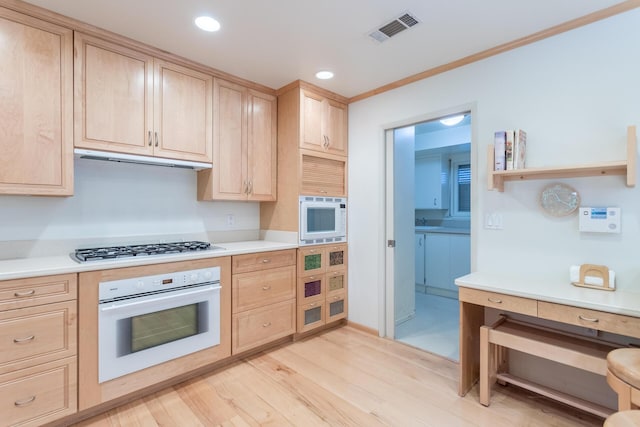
[300,89,324,151]
[297,274,325,304]
[297,301,325,333]
[326,292,347,323]
[154,59,212,163]
[212,79,247,200]
[424,233,451,290]
[449,234,470,291]
[300,151,347,196]
[247,89,277,201]
[74,33,153,157]
[415,234,425,286]
[0,9,73,196]
[324,99,348,156]
[415,154,447,209]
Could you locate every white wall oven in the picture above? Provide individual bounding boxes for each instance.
[299,195,347,246]
[98,266,221,383]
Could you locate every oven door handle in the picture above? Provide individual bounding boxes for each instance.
[99,285,221,312]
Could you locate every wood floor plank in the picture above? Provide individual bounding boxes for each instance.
[72,326,603,427]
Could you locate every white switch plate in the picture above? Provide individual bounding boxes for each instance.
[484,212,503,230]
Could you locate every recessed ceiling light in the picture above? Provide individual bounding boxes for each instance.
[315,71,334,80]
[439,115,465,126]
[195,16,220,32]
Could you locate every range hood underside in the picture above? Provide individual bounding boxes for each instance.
[73,149,213,170]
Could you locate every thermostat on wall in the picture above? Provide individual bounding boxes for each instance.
[578,207,620,233]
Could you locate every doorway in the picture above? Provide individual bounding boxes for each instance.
[385,112,472,362]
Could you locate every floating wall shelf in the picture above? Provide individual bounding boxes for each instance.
[488,125,637,191]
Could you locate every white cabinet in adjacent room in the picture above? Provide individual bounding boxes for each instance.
[424,232,470,297]
[415,233,425,287]
[415,154,449,209]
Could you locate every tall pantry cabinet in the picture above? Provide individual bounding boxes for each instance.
[0,7,73,196]
[260,80,349,334]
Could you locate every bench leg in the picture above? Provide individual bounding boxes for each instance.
[480,325,496,406]
[496,345,508,386]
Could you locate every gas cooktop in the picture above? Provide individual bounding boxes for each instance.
[72,241,213,262]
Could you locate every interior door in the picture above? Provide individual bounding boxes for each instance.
[384,127,416,337]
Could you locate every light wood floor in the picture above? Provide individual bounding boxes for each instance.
[72,326,603,426]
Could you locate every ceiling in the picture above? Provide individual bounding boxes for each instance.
[22,0,628,98]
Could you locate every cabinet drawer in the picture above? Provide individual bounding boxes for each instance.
[232,300,295,354]
[298,246,326,276]
[538,301,640,337]
[297,300,325,333]
[0,274,77,311]
[297,274,325,304]
[0,301,77,374]
[326,292,347,323]
[233,265,296,312]
[326,270,347,297]
[458,288,537,316]
[326,244,347,272]
[0,356,77,427]
[232,249,296,274]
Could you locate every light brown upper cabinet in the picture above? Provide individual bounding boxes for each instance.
[198,79,276,201]
[300,89,348,156]
[74,33,212,163]
[0,8,73,196]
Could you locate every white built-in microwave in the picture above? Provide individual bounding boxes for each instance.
[299,196,347,246]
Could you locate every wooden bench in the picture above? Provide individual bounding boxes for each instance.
[480,316,619,418]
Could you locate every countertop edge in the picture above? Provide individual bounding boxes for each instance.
[455,272,640,318]
[0,241,299,282]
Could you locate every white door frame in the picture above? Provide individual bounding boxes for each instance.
[381,103,477,339]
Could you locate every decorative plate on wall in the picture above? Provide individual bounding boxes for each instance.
[539,183,580,217]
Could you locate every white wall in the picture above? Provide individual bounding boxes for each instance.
[0,158,259,256]
[348,9,640,331]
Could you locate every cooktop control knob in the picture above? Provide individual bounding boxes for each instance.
[190,273,198,283]
[136,281,144,289]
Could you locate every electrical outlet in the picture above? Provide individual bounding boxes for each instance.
[226,214,235,227]
[484,212,503,230]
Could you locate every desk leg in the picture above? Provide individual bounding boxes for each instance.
[459,300,483,396]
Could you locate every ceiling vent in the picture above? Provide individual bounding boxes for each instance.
[368,12,420,43]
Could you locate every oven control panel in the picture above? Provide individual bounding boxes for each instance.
[99,266,221,302]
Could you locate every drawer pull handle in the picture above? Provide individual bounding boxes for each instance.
[334,296,340,300]
[262,322,271,328]
[487,298,502,304]
[14,290,35,297]
[262,286,271,291]
[13,335,35,344]
[15,396,36,407]
[309,303,316,307]
[578,315,599,323]
[262,259,271,263]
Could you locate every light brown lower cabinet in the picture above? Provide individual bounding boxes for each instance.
[297,245,348,333]
[231,250,296,354]
[0,273,78,426]
[0,356,77,427]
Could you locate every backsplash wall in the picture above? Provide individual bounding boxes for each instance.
[0,159,259,256]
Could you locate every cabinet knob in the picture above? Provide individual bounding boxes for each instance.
[262,286,271,291]
[262,322,271,328]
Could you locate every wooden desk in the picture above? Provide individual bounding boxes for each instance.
[456,273,640,407]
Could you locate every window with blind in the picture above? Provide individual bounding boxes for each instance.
[452,158,471,217]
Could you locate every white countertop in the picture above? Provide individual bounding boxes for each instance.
[456,272,640,318]
[415,226,470,235]
[0,240,298,282]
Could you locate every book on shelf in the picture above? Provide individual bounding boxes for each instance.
[494,131,506,171]
[505,130,515,170]
[513,129,527,169]
[494,129,527,171]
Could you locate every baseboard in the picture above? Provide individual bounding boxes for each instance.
[346,321,379,336]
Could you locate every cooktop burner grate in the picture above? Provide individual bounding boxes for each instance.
[72,241,212,262]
